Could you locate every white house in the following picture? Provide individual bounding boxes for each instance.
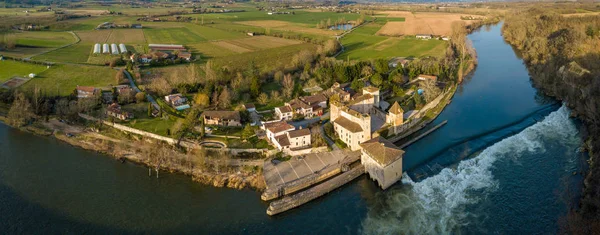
[273,128,311,150]
[275,105,293,121]
[263,121,295,144]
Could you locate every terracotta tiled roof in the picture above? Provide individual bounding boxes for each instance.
[275,135,290,147]
[301,94,327,105]
[288,128,310,138]
[388,101,404,114]
[276,105,292,113]
[363,86,379,93]
[77,86,96,93]
[360,136,404,166]
[348,94,373,106]
[264,121,295,134]
[334,116,363,133]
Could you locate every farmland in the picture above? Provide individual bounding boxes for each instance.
[12,31,76,48]
[32,43,92,63]
[376,11,478,36]
[213,43,318,72]
[20,64,117,96]
[144,27,206,44]
[338,19,448,60]
[0,60,49,82]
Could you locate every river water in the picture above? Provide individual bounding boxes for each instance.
[0,24,587,234]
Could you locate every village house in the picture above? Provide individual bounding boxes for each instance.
[322,83,351,102]
[273,127,311,151]
[286,99,314,118]
[360,136,405,190]
[275,105,293,121]
[106,103,134,121]
[263,120,295,143]
[178,52,192,61]
[244,103,256,112]
[115,85,133,95]
[76,86,99,99]
[164,93,190,110]
[140,54,152,63]
[417,74,438,81]
[202,110,242,127]
[416,34,432,40]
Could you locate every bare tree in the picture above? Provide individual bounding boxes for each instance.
[7,92,33,127]
[218,87,231,109]
[282,73,294,99]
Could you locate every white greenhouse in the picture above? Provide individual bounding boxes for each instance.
[93,43,101,54]
[111,44,119,55]
[102,44,110,54]
[118,44,127,54]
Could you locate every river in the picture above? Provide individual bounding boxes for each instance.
[0,24,587,234]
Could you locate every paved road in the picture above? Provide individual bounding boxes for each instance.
[122,69,160,111]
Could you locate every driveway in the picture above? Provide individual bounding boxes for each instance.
[320,120,339,151]
[122,70,160,111]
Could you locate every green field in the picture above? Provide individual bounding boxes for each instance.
[338,21,447,60]
[201,10,365,26]
[0,60,49,82]
[213,43,318,72]
[144,27,207,44]
[21,64,117,96]
[32,43,92,63]
[12,31,76,48]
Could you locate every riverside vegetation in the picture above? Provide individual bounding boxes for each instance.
[0,1,481,192]
[502,6,600,233]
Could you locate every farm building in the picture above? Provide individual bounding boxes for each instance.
[93,43,101,54]
[119,44,127,54]
[111,44,119,55]
[416,34,432,40]
[102,44,110,54]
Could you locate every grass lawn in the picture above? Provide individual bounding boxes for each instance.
[208,10,365,26]
[21,64,117,96]
[338,22,448,61]
[213,43,318,72]
[11,31,76,48]
[0,60,49,82]
[186,24,245,41]
[121,103,179,137]
[144,27,206,44]
[32,43,93,63]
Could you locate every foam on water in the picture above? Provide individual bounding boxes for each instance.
[360,105,579,234]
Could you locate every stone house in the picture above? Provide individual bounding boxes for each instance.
[360,136,404,190]
[76,86,98,99]
[202,110,242,127]
[106,103,134,121]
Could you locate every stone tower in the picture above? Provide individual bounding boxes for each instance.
[387,101,404,135]
[362,86,380,108]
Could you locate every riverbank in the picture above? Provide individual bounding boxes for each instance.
[502,12,600,232]
[0,115,266,190]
